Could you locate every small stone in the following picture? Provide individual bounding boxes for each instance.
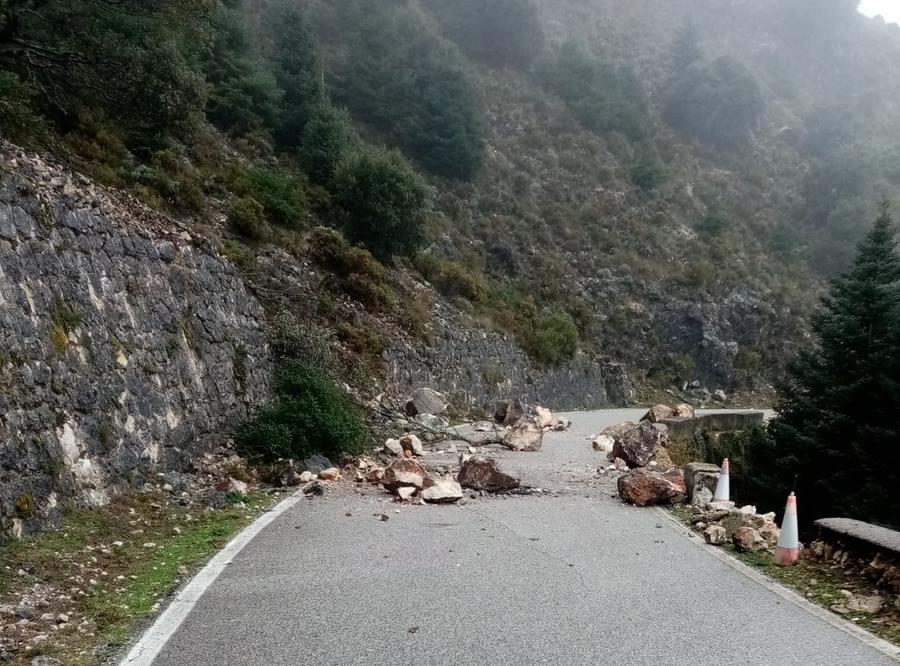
[704,525,727,545]
[298,471,316,483]
[318,467,341,481]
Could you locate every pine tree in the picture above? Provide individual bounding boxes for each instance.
[769,205,900,527]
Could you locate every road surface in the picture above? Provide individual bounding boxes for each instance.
[141,410,898,665]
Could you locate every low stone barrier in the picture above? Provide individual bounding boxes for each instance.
[660,411,765,443]
[809,518,900,594]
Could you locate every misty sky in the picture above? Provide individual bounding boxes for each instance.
[859,0,900,23]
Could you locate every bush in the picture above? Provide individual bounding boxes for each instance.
[542,42,649,143]
[415,256,487,302]
[422,0,545,69]
[696,212,728,238]
[235,363,367,462]
[630,157,666,191]
[233,166,306,229]
[0,71,47,143]
[664,55,765,149]
[299,105,359,186]
[521,310,579,366]
[331,147,428,260]
[308,227,392,309]
[227,196,270,240]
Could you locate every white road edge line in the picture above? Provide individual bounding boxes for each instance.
[119,492,303,666]
[656,507,900,662]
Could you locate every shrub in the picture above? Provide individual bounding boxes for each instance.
[664,55,765,149]
[299,105,359,186]
[415,256,487,302]
[331,146,428,260]
[696,212,728,238]
[235,363,367,462]
[542,42,649,143]
[630,157,666,191]
[227,196,270,240]
[521,310,579,366]
[422,0,545,69]
[233,166,306,229]
[307,227,392,309]
[0,71,47,143]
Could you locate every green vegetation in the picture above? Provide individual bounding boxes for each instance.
[423,0,545,69]
[308,226,392,309]
[664,54,765,149]
[416,256,488,302]
[299,105,360,186]
[521,310,580,367]
[236,363,367,462]
[0,489,276,662]
[334,0,485,179]
[332,146,428,260]
[227,196,270,241]
[542,42,649,143]
[231,166,306,229]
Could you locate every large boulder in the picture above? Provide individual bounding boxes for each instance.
[382,459,427,493]
[405,388,448,417]
[502,420,543,451]
[673,403,695,418]
[302,455,333,474]
[399,434,425,457]
[732,526,767,552]
[641,404,676,423]
[618,468,686,506]
[683,462,721,503]
[457,458,520,492]
[611,422,666,468]
[592,434,615,452]
[600,421,637,439]
[533,406,554,429]
[494,399,527,426]
[421,477,463,504]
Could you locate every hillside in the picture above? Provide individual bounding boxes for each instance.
[2,0,899,400]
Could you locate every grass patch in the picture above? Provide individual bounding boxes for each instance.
[0,488,279,664]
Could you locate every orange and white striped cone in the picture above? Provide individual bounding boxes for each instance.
[712,458,730,502]
[774,492,800,566]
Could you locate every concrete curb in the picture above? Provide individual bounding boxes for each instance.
[656,507,900,662]
[119,492,303,666]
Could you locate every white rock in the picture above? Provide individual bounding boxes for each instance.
[298,471,316,483]
[592,434,615,452]
[533,406,554,428]
[384,438,403,456]
[420,477,463,504]
[397,487,417,500]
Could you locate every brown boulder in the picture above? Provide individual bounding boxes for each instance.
[732,526,767,552]
[641,404,676,423]
[502,420,543,451]
[618,468,686,506]
[382,459,427,493]
[673,403,695,418]
[494,399,527,426]
[457,458,520,492]
[399,434,425,456]
[611,422,667,468]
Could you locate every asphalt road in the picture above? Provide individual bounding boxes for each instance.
[148,410,897,665]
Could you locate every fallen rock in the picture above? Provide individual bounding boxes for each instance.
[611,422,666,468]
[397,487,417,500]
[269,460,303,487]
[405,388,448,417]
[502,420,543,451]
[366,467,385,484]
[601,421,637,439]
[617,468,685,506]
[495,399,527,426]
[472,421,495,433]
[382,459,427,493]
[303,455,333,474]
[457,458,520,492]
[847,595,884,614]
[533,406,554,428]
[416,413,449,431]
[651,447,674,469]
[713,390,728,403]
[759,524,780,547]
[673,403,695,418]
[614,457,629,472]
[551,418,571,432]
[400,434,425,456]
[592,434,614,452]
[704,525,727,545]
[642,404,676,423]
[318,467,341,481]
[384,438,403,456]
[215,477,248,494]
[732,526,767,552]
[421,477,463,503]
[298,470,316,484]
[302,480,325,496]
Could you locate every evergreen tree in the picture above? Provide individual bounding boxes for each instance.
[264,0,322,148]
[299,104,359,186]
[769,206,900,527]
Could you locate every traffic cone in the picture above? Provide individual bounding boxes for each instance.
[712,458,730,502]
[774,492,800,566]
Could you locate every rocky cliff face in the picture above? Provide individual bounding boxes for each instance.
[0,146,271,538]
[0,144,635,537]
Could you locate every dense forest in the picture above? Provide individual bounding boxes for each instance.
[2,0,899,393]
